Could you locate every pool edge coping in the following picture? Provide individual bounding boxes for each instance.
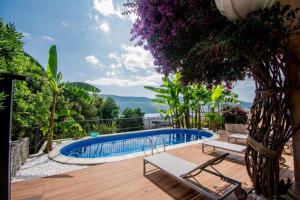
[49,128,219,165]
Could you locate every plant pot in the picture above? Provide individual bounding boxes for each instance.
[215,0,277,20]
[225,123,247,133]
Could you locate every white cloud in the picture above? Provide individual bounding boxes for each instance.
[61,22,68,27]
[22,32,30,37]
[97,22,110,33]
[107,45,155,72]
[93,0,116,16]
[129,13,137,22]
[86,73,162,87]
[42,35,55,41]
[22,32,31,39]
[86,44,161,87]
[121,45,155,72]
[92,0,125,20]
[85,55,102,68]
[106,70,117,77]
[94,15,99,20]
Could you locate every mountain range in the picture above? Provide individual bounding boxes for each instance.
[102,94,252,114]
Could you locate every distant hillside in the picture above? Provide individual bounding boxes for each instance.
[101,94,166,113]
[101,94,252,113]
[240,101,252,110]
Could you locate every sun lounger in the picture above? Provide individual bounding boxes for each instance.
[202,140,246,154]
[228,133,248,143]
[144,152,247,200]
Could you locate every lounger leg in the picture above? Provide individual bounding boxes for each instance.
[143,160,147,176]
[202,144,205,153]
[234,185,247,200]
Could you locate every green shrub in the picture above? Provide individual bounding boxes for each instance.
[204,112,224,130]
[92,121,117,135]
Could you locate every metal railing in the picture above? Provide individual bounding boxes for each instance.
[153,135,166,153]
[142,137,154,155]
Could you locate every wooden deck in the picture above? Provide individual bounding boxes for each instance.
[12,133,294,200]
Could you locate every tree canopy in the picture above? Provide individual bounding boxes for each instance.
[125,1,300,84]
[0,19,52,139]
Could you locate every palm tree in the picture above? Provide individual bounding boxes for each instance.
[46,45,100,152]
[181,83,192,128]
[205,84,239,130]
[145,73,182,128]
[190,84,209,128]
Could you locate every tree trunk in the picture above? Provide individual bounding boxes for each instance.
[286,56,300,199]
[47,93,57,152]
[175,107,180,128]
[183,96,190,129]
[198,108,202,129]
[210,107,217,131]
[245,55,296,198]
[194,110,197,128]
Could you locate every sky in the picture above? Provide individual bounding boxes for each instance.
[0,0,255,102]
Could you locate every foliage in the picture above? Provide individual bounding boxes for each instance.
[0,19,23,73]
[121,107,145,131]
[127,1,300,198]
[207,84,239,110]
[145,73,182,127]
[94,122,117,135]
[146,72,239,129]
[122,107,144,118]
[126,1,300,84]
[0,91,7,110]
[204,112,223,130]
[125,0,248,84]
[204,84,238,130]
[55,109,85,139]
[45,45,101,151]
[56,89,102,121]
[0,19,52,140]
[101,97,119,119]
[222,106,248,124]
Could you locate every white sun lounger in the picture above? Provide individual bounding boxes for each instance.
[143,152,247,200]
[228,134,248,143]
[202,140,246,154]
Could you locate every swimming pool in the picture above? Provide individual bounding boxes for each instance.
[60,129,213,159]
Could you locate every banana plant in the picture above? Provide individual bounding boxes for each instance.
[208,84,239,111]
[46,45,100,152]
[206,84,239,130]
[189,84,209,128]
[145,73,182,128]
[181,83,192,128]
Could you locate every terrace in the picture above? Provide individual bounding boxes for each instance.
[1,0,300,200]
[12,133,294,200]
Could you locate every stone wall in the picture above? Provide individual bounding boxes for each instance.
[11,138,29,177]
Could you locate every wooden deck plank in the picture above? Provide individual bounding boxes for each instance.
[12,133,294,200]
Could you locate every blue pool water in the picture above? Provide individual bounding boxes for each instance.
[61,129,212,158]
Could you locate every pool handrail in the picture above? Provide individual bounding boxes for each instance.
[153,135,166,153]
[142,136,154,155]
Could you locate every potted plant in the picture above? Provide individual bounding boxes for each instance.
[222,106,248,133]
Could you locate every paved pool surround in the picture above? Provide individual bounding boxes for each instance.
[49,128,218,165]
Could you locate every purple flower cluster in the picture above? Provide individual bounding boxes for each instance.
[222,106,248,124]
[126,0,219,76]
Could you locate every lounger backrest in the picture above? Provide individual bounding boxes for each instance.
[180,153,229,178]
